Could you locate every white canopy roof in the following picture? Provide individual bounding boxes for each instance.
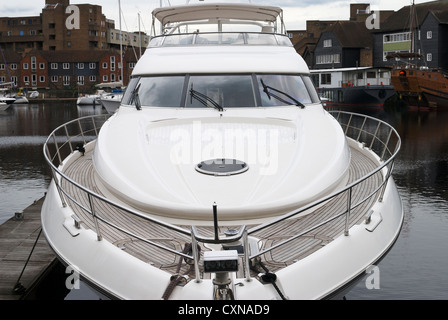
[152,3,283,26]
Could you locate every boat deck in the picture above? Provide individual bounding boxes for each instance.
[61,142,382,282]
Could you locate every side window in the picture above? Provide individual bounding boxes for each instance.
[256,75,313,107]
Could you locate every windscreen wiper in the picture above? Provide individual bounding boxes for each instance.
[189,84,224,112]
[131,83,141,110]
[260,79,306,109]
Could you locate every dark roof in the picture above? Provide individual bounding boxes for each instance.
[34,50,116,62]
[0,49,22,63]
[378,0,448,32]
[325,21,372,48]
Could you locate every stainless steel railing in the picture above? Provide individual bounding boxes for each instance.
[43,111,401,281]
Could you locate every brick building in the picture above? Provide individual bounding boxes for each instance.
[0,0,148,96]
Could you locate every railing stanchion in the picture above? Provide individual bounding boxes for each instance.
[88,194,102,241]
[243,229,251,282]
[344,187,352,236]
[191,227,202,283]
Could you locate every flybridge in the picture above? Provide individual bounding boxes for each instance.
[150,3,287,36]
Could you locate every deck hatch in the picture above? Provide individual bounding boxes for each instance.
[196,158,249,176]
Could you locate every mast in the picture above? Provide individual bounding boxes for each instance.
[138,13,142,59]
[119,0,124,85]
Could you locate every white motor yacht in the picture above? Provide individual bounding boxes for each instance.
[41,1,403,300]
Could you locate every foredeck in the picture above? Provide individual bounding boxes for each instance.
[60,141,382,278]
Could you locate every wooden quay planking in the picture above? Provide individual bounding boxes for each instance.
[0,197,57,300]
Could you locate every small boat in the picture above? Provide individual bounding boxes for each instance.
[311,67,396,107]
[12,95,29,104]
[96,82,125,114]
[0,88,16,104]
[76,93,102,106]
[99,91,122,114]
[41,1,403,300]
[389,55,448,108]
[29,91,39,99]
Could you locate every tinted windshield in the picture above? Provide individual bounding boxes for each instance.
[123,74,319,108]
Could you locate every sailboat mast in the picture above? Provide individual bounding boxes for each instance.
[138,13,142,59]
[119,0,124,86]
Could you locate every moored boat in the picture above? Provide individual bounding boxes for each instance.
[41,1,403,300]
[311,67,396,107]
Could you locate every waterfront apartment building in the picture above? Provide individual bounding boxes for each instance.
[0,49,142,96]
[0,0,149,94]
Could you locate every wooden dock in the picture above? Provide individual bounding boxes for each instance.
[0,196,57,300]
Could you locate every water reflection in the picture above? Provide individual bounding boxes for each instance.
[0,102,106,224]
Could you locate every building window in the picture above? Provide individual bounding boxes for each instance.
[103,75,108,82]
[383,32,411,43]
[51,63,58,69]
[103,62,108,69]
[89,63,96,69]
[23,76,29,84]
[67,41,71,47]
[316,54,340,64]
[427,31,432,39]
[90,75,96,82]
[39,63,45,70]
[0,64,4,70]
[32,74,37,86]
[111,73,116,82]
[63,63,70,69]
[63,76,70,86]
[321,73,331,85]
[31,56,37,70]
[10,64,17,70]
[110,56,115,71]
[129,62,135,69]
[427,53,432,61]
[78,63,84,69]
[77,76,84,85]
[39,76,45,83]
[51,76,58,82]
[323,39,332,47]
[23,63,29,70]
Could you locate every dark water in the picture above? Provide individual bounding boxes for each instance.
[1,102,447,300]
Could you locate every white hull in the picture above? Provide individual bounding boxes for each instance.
[100,95,122,114]
[41,2,403,300]
[13,96,29,104]
[41,136,403,299]
[77,96,101,105]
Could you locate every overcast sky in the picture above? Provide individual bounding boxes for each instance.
[0,0,431,31]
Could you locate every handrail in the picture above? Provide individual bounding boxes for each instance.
[43,111,401,281]
[148,31,292,48]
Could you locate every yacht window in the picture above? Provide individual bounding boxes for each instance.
[256,75,314,106]
[186,75,256,108]
[135,76,185,107]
